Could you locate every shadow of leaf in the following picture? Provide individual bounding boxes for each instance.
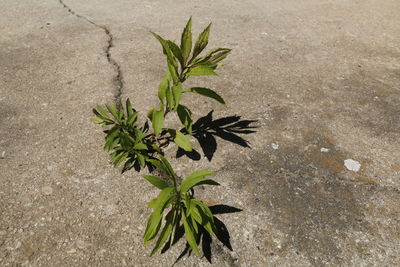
[179,111,258,161]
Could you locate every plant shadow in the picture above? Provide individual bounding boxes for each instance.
[177,110,258,161]
[160,204,242,264]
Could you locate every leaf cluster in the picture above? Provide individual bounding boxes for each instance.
[149,17,229,140]
[143,156,219,256]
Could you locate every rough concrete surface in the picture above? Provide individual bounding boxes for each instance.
[1,0,400,266]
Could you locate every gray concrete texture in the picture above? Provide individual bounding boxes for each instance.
[1,0,399,266]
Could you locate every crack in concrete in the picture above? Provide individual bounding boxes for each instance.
[58,0,123,106]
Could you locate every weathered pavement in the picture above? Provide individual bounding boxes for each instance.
[1,0,399,266]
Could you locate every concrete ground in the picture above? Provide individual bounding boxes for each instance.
[1,0,400,266]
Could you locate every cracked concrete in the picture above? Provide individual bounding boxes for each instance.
[1,0,400,266]
[59,0,124,106]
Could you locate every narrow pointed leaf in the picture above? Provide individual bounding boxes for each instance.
[153,187,174,212]
[96,105,110,119]
[180,170,217,193]
[167,60,179,84]
[172,83,183,110]
[182,210,200,256]
[181,17,192,64]
[143,211,162,245]
[158,155,176,179]
[106,104,119,121]
[168,129,192,152]
[133,143,147,150]
[126,99,133,117]
[166,86,175,109]
[142,175,169,190]
[150,210,174,255]
[192,23,211,59]
[186,65,217,76]
[152,110,164,135]
[90,117,104,124]
[193,48,231,65]
[158,72,170,101]
[150,31,177,67]
[167,40,183,66]
[113,152,129,167]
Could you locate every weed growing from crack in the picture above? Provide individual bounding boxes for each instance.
[92,18,233,257]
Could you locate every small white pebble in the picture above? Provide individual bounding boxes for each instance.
[344,159,361,172]
[320,147,330,152]
[0,151,5,159]
[271,143,279,150]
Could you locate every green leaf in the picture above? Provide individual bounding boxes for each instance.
[192,23,211,59]
[190,215,198,234]
[193,48,231,65]
[167,41,183,66]
[104,137,118,152]
[152,110,164,135]
[192,199,215,223]
[90,117,104,124]
[209,49,231,64]
[127,111,138,126]
[186,65,217,76]
[168,60,179,84]
[186,87,225,105]
[133,127,146,141]
[179,170,217,193]
[150,210,174,255]
[92,108,109,122]
[193,200,216,235]
[181,17,192,64]
[182,210,200,256]
[153,187,174,213]
[133,143,147,150]
[104,127,120,151]
[168,129,192,152]
[143,187,174,245]
[158,155,176,179]
[136,152,146,167]
[106,104,119,121]
[122,157,135,172]
[177,105,192,134]
[144,211,162,245]
[166,86,175,109]
[142,175,169,190]
[95,105,110,119]
[172,83,183,110]
[191,204,203,224]
[150,31,177,67]
[119,132,135,149]
[158,72,170,101]
[148,197,157,208]
[126,98,133,117]
[113,152,129,167]
[151,144,161,153]
[147,108,155,120]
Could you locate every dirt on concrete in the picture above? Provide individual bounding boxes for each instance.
[1,0,399,266]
